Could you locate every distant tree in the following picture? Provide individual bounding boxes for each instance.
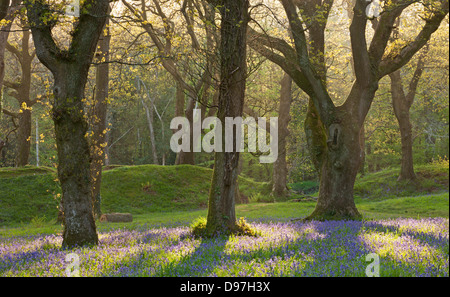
[0,0,20,154]
[272,73,292,197]
[3,24,37,167]
[26,0,110,249]
[389,43,429,181]
[90,5,111,219]
[121,0,220,165]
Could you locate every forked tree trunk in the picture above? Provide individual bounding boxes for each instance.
[206,0,249,234]
[248,0,447,222]
[26,0,109,249]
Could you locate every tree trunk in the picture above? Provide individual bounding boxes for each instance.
[142,94,159,164]
[54,65,99,248]
[173,82,196,165]
[390,70,416,181]
[359,125,366,175]
[306,109,362,220]
[26,0,110,249]
[248,0,447,221]
[15,29,33,167]
[176,97,196,165]
[4,26,34,167]
[396,110,415,181]
[206,0,249,234]
[0,0,10,21]
[15,108,31,166]
[91,15,111,218]
[0,3,14,92]
[272,73,292,197]
[304,98,327,174]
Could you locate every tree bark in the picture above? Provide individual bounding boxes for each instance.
[206,0,249,234]
[359,125,366,175]
[54,64,99,248]
[15,109,31,166]
[26,0,109,249]
[306,107,362,219]
[272,73,292,197]
[175,97,195,165]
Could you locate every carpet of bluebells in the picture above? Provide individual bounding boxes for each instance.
[0,218,448,277]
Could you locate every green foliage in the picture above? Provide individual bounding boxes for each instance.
[249,192,273,203]
[191,216,260,238]
[30,215,47,228]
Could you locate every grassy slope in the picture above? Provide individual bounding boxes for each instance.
[100,165,268,214]
[0,166,60,224]
[0,164,267,224]
[354,164,449,199]
[0,163,448,229]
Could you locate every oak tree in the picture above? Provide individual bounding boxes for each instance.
[26,0,110,248]
[249,0,448,219]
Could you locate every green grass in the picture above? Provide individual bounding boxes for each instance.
[0,163,448,234]
[0,165,56,179]
[353,163,449,200]
[356,192,449,219]
[1,192,447,238]
[0,170,61,224]
[100,164,267,214]
[0,164,267,225]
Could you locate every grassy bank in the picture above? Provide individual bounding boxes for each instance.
[0,163,448,229]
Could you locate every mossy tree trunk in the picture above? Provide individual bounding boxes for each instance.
[206,0,249,234]
[26,0,109,248]
[306,107,363,219]
[54,65,99,248]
